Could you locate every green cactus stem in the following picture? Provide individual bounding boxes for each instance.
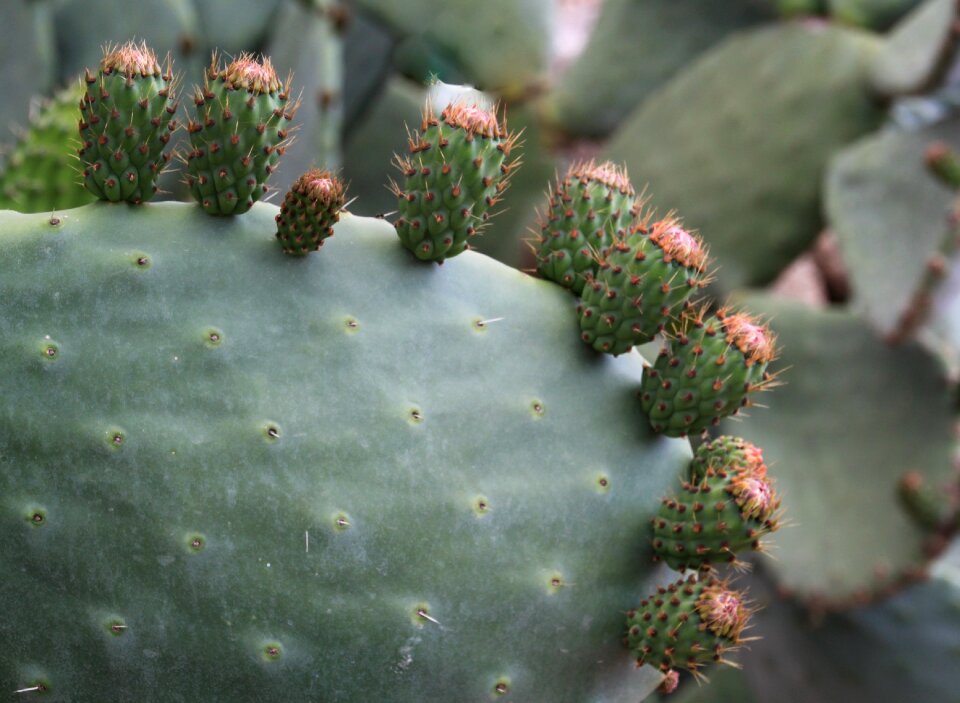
[391,102,520,263]
[640,308,777,436]
[626,575,753,675]
[578,217,710,356]
[534,160,638,294]
[185,53,299,216]
[652,453,780,571]
[275,169,347,255]
[77,41,178,203]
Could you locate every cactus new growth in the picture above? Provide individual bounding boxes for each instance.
[626,575,752,676]
[578,217,709,356]
[77,41,178,203]
[652,451,780,571]
[275,169,347,255]
[185,53,298,216]
[641,307,777,436]
[534,160,637,294]
[391,102,519,262]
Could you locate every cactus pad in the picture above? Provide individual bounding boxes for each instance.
[578,219,709,355]
[604,24,882,292]
[535,160,637,295]
[392,102,519,262]
[275,169,347,255]
[719,296,956,604]
[0,201,687,701]
[641,308,777,437]
[77,41,178,203]
[652,456,780,571]
[626,575,752,674]
[185,53,298,215]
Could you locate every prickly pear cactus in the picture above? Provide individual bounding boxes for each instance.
[0,200,688,701]
[0,82,93,213]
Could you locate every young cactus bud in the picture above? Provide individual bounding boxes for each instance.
[275,170,347,255]
[652,456,780,571]
[186,53,299,216]
[77,41,178,203]
[626,575,752,674]
[578,218,709,356]
[640,308,777,437]
[534,161,637,294]
[391,102,519,263]
[690,436,767,483]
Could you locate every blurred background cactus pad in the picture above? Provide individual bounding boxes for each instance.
[2,0,960,701]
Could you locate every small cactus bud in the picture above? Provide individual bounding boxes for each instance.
[578,217,709,356]
[640,307,777,436]
[626,575,752,674]
[77,41,178,204]
[690,436,767,483]
[391,100,520,263]
[275,170,347,255]
[535,160,637,294]
[652,454,780,571]
[186,52,299,216]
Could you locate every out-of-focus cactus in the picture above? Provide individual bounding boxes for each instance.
[0,82,93,213]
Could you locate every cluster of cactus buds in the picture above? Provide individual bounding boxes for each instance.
[527,157,782,687]
[76,41,305,216]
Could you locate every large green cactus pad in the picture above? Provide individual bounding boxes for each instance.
[719,296,956,605]
[870,0,958,96]
[824,117,960,338]
[545,0,774,138]
[351,0,550,97]
[604,24,882,292]
[0,202,684,701]
[740,547,960,703]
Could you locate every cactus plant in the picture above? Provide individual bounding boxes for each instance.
[0,81,93,213]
